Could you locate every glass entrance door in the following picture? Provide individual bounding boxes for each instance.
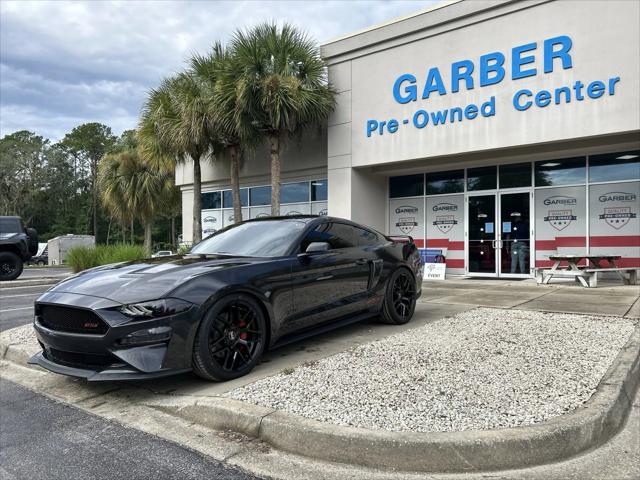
[466,191,532,277]
[499,192,531,277]
[468,194,498,275]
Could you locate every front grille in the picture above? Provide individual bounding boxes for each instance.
[37,305,109,335]
[44,347,118,369]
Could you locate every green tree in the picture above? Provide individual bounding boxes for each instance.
[0,131,48,219]
[230,23,335,215]
[60,123,116,239]
[139,73,214,243]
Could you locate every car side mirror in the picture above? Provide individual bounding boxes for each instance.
[305,242,330,254]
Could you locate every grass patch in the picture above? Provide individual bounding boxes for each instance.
[66,243,148,273]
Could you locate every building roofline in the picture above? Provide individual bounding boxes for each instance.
[320,0,534,62]
[321,0,460,47]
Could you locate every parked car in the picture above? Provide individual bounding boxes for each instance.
[30,216,422,381]
[28,243,49,266]
[152,250,174,258]
[0,216,38,280]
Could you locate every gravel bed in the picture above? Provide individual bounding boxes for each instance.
[227,308,637,432]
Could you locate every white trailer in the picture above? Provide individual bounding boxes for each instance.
[47,235,95,265]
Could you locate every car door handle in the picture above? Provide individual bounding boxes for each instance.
[355,259,367,265]
[316,275,333,281]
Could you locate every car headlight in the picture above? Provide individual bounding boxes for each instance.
[119,298,193,319]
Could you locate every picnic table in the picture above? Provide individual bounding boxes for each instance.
[536,254,639,287]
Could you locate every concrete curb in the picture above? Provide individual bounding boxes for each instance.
[0,277,65,288]
[147,325,640,473]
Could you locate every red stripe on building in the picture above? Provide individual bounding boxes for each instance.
[426,239,464,250]
[590,236,640,247]
[413,239,425,248]
[445,258,465,268]
[535,237,586,249]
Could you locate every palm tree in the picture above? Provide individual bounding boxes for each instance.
[139,73,214,243]
[99,151,133,243]
[230,23,336,215]
[190,42,259,224]
[99,147,174,253]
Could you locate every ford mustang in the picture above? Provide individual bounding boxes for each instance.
[30,216,422,381]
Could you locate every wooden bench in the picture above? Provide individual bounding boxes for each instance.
[584,267,639,288]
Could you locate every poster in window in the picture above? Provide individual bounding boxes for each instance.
[201,210,222,237]
[389,198,424,239]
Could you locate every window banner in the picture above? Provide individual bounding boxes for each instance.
[249,206,271,219]
[589,181,640,267]
[426,195,464,272]
[222,208,250,228]
[389,198,425,246]
[281,203,311,216]
[534,186,586,267]
[201,210,222,237]
[311,202,328,216]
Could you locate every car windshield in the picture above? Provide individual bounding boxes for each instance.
[190,219,309,257]
[0,218,22,234]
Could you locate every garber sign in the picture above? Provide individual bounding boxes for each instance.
[365,35,621,138]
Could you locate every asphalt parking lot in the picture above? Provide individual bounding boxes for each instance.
[0,284,50,332]
[0,267,71,332]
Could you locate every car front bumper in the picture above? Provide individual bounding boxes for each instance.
[31,291,199,381]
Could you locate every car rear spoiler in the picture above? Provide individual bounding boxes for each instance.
[388,235,414,244]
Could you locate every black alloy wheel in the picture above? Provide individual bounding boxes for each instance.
[379,268,416,325]
[0,252,23,281]
[192,294,266,381]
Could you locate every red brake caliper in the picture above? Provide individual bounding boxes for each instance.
[239,320,247,340]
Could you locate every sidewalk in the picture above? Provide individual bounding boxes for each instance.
[421,277,640,318]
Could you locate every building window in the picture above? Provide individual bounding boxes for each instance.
[202,191,221,210]
[467,166,497,191]
[426,170,464,195]
[281,181,310,204]
[222,188,249,208]
[589,150,640,183]
[311,179,328,201]
[535,157,586,187]
[390,174,424,198]
[499,163,532,188]
[250,185,271,206]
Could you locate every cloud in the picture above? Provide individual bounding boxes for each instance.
[0,0,436,141]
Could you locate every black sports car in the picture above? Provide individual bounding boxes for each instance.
[30,216,423,381]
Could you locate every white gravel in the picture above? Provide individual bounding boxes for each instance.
[227,308,637,432]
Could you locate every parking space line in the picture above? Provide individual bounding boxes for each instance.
[0,307,33,313]
[0,293,40,298]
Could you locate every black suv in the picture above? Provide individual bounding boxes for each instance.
[0,216,38,280]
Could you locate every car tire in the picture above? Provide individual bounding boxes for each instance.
[379,268,417,325]
[37,260,46,266]
[0,252,23,281]
[192,293,267,381]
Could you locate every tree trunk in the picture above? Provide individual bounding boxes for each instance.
[269,133,280,216]
[92,159,98,240]
[106,217,112,245]
[171,216,176,248]
[230,145,242,224]
[192,155,203,243]
[130,218,134,244]
[143,220,153,255]
[121,219,126,243]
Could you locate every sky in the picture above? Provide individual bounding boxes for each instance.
[0,0,437,142]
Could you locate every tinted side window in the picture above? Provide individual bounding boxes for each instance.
[300,222,356,251]
[355,227,379,247]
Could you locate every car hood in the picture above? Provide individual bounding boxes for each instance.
[47,254,264,304]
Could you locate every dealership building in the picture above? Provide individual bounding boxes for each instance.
[176,0,640,278]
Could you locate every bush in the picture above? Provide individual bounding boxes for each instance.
[66,243,148,273]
